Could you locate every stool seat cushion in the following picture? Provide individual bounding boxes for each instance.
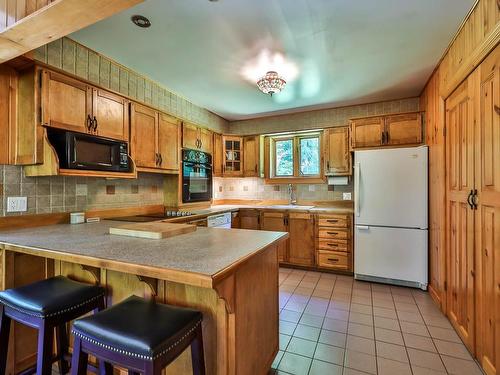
[72,296,202,361]
[0,276,104,318]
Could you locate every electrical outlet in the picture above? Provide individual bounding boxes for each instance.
[7,197,27,212]
[342,192,352,200]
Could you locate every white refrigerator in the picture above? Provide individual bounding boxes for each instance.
[354,146,428,290]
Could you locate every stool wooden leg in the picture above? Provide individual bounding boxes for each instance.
[36,321,54,375]
[128,371,140,375]
[56,323,70,374]
[0,306,12,375]
[190,326,205,375]
[71,337,88,375]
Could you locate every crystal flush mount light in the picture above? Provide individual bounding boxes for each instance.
[257,71,286,96]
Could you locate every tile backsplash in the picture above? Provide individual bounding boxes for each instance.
[0,165,164,216]
[213,177,353,202]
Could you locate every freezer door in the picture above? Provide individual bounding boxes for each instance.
[354,225,428,288]
[354,146,428,229]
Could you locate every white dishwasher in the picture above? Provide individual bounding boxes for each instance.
[207,212,232,228]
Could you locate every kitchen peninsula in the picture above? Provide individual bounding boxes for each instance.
[0,221,288,375]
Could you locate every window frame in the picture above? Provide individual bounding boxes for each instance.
[265,132,324,184]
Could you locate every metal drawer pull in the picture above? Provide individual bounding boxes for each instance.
[327,258,339,262]
[326,219,338,223]
[327,243,339,247]
[327,232,339,235]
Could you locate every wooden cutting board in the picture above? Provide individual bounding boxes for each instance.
[109,221,197,239]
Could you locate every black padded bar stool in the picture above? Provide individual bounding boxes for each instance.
[0,276,106,375]
[70,295,205,375]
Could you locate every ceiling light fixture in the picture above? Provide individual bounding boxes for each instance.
[257,71,286,96]
[131,15,151,28]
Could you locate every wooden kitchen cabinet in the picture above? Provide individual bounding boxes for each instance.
[324,126,351,175]
[239,209,260,230]
[351,111,423,149]
[288,213,315,266]
[385,112,422,145]
[182,122,213,153]
[316,213,352,271]
[92,88,129,141]
[0,65,17,165]
[213,133,224,176]
[351,116,384,148]
[223,136,243,176]
[131,103,180,172]
[261,211,288,262]
[243,135,260,177]
[41,69,128,141]
[41,69,92,134]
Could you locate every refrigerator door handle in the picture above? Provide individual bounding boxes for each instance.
[356,225,370,230]
[355,162,361,217]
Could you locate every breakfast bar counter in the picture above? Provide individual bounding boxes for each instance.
[0,222,288,375]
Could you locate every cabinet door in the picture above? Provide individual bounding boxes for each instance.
[223,136,243,176]
[475,46,500,375]
[157,113,179,171]
[324,127,351,175]
[239,209,260,230]
[199,128,213,154]
[288,213,315,266]
[41,69,92,133]
[213,133,223,176]
[243,136,260,177]
[182,122,199,150]
[385,112,422,146]
[445,78,476,352]
[92,88,129,141]
[261,211,288,262]
[131,103,158,169]
[351,117,384,148]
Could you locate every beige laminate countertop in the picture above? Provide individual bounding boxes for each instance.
[0,221,287,286]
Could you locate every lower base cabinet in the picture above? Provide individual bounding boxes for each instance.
[316,214,353,272]
[261,211,289,262]
[288,213,315,266]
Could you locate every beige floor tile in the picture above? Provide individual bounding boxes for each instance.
[293,324,320,341]
[433,339,473,360]
[395,301,420,313]
[351,295,372,306]
[403,332,437,352]
[313,342,344,365]
[326,308,349,321]
[308,360,343,375]
[373,306,398,319]
[286,337,317,358]
[346,335,376,355]
[348,322,375,339]
[277,352,312,375]
[319,329,347,348]
[400,321,430,337]
[349,312,374,326]
[279,333,291,351]
[343,369,373,375]
[427,325,462,343]
[299,313,324,328]
[350,303,373,315]
[407,348,446,372]
[344,350,377,374]
[411,365,447,374]
[323,317,348,333]
[374,316,400,331]
[329,299,350,311]
[422,314,453,329]
[280,309,302,324]
[376,341,409,363]
[397,311,425,324]
[373,298,395,309]
[375,327,405,345]
[279,320,297,335]
[377,357,412,375]
[312,289,332,299]
[440,355,483,375]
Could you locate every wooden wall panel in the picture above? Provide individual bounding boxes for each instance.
[0,0,54,32]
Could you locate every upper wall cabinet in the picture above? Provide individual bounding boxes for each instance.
[131,102,180,173]
[182,122,213,154]
[351,112,423,149]
[223,136,243,176]
[243,135,261,177]
[213,133,224,177]
[41,69,129,141]
[324,126,351,176]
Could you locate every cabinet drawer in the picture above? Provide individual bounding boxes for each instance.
[318,228,349,239]
[318,215,349,228]
[318,239,348,252]
[318,251,349,270]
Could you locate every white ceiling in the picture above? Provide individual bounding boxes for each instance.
[71,0,474,120]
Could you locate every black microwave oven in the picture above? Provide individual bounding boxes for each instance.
[47,128,130,172]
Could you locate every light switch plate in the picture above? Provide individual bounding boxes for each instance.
[343,192,352,200]
[7,197,27,212]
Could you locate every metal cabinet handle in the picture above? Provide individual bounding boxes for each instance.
[93,116,98,131]
[86,115,93,131]
[327,161,330,171]
[254,164,257,173]
[159,153,163,166]
[381,132,385,144]
[495,105,500,115]
[467,190,474,209]
[327,243,339,247]
[327,232,339,235]
[472,189,478,210]
[327,258,339,262]
[327,219,338,223]
[386,131,390,143]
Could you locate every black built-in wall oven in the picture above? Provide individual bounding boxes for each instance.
[182,149,212,203]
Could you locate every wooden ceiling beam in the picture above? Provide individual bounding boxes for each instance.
[0,0,144,63]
